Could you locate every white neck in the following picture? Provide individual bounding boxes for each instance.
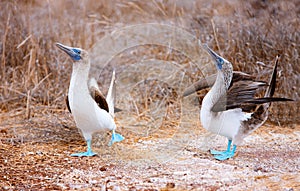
[206,71,227,107]
[69,61,90,92]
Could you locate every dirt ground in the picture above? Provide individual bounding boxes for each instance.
[0,106,299,190]
[0,0,299,190]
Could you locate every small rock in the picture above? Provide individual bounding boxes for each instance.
[254,166,268,172]
[100,166,107,171]
[166,182,175,188]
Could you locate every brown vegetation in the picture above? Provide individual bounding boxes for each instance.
[0,0,299,190]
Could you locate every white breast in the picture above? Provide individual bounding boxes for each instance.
[200,88,251,140]
[68,65,116,140]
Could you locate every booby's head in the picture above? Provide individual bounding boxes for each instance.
[56,43,88,62]
[203,44,233,88]
[203,44,232,71]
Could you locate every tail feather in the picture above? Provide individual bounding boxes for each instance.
[246,97,293,105]
[106,70,116,117]
[264,55,279,98]
[242,56,293,134]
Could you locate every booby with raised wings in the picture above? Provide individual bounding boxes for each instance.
[56,43,124,157]
[189,45,292,160]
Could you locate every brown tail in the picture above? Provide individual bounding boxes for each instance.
[261,55,293,104]
[265,55,279,98]
[241,56,293,134]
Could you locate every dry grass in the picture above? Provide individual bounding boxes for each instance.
[0,0,298,123]
[0,0,299,189]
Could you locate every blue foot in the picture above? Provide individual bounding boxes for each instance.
[71,139,97,157]
[71,151,97,157]
[210,150,228,155]
[210,140,237,161]
[108,131,124,146]
[214,152,235,161]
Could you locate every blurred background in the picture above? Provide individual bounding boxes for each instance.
[0,0,298,126]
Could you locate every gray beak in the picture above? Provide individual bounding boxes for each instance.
[202,44,224,70]
[56,42,81,61]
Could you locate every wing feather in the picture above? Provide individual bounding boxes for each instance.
[183,71,255,97]
[211,57,293,112]
[89,78,109,113]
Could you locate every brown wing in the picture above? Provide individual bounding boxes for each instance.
[211,58,293,112]
[211,81,267,112]
[211,82,292,113]
[90,87,109,113]
[183,74,216,97]
[229,71,256,88]
[183,71,255,97]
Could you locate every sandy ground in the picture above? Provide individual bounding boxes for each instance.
[0,106,299,191]
[0,1,299,190]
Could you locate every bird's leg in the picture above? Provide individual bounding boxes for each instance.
[210,139,238,160]
[214,144,237,161]
[71,139,97,157]
[210,139,232,155]
[108,130,124,146]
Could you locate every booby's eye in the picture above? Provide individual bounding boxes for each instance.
[216,57,224,70]
[217,58,224,65]
[73,49,81,54]
[70,48,82,61]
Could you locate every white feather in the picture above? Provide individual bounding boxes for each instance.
[106,70,116,118]
[200,92,251,140]
[68,58,116,141]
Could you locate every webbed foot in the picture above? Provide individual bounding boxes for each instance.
[71,151,97,157]
[108,131,124,146]
[70,139,97,157]
[213,152,235,161]
[210,150,228,155]
[210,140,237,160]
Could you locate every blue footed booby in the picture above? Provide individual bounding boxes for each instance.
[189,44,292,160]
[56,43,124,157]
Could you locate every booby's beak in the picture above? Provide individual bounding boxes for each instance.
[203,44,225,70]
[56,42,82,61]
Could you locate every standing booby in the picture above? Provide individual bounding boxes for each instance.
[193,44,292,160]
[56,43,124,157]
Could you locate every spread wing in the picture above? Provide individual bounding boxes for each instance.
[211,80,292,113]
[211,81,267,112]
[211,57,293,112]
[183,74,216,97]
[183,71,255,97]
